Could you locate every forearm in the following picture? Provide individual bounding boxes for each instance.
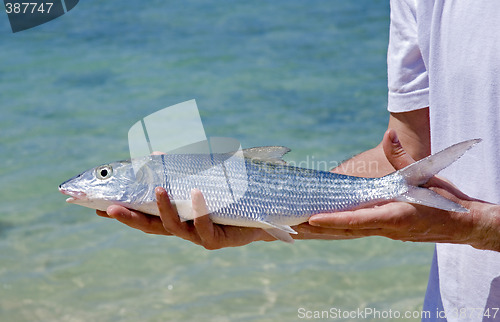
[332,109,431,178]
[331,143,395,177]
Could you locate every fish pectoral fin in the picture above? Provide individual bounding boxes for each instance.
[395,187,468,213]
[257,219,297,244]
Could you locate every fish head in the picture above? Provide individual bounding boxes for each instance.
[59,160,139,212]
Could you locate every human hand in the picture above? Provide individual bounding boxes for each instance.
[96,188,274,249]
[302,129,500,252]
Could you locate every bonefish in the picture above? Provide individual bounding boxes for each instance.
[59,139,479,243]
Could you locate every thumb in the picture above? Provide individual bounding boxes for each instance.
[382,129,415,170]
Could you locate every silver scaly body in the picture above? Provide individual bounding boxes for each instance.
[150,155,406,226]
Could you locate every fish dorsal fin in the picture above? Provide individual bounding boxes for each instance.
[243,146,291,165]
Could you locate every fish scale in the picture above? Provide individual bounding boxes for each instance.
[159,155,403,223]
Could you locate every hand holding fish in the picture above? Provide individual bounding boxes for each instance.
[302,130,500,252]
[96,188,275,249]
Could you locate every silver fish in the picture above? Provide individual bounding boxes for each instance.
[59,139,480,243]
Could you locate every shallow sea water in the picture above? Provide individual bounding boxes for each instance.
[0,1,433,321]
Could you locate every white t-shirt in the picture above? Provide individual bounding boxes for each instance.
[387,0,500,321]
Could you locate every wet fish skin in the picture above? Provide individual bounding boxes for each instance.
[59,139,480,243]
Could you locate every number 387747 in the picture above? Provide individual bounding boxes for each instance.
[5,2,54,14]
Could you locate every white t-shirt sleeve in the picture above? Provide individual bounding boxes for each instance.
[387,0,429,112]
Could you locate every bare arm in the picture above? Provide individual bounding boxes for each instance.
[332,108,430,177]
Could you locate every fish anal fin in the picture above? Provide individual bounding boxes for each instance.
[256,218,297,243]
[257,219,297,234]
[264,228,295,244]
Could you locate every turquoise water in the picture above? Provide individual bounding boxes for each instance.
[0,1,433,321]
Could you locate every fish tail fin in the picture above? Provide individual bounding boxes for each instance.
[395,186,468,212]
[394,138,481,213]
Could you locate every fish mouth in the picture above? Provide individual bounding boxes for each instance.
[59,187,87,203]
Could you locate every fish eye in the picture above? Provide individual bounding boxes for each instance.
[96,165,113,180]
